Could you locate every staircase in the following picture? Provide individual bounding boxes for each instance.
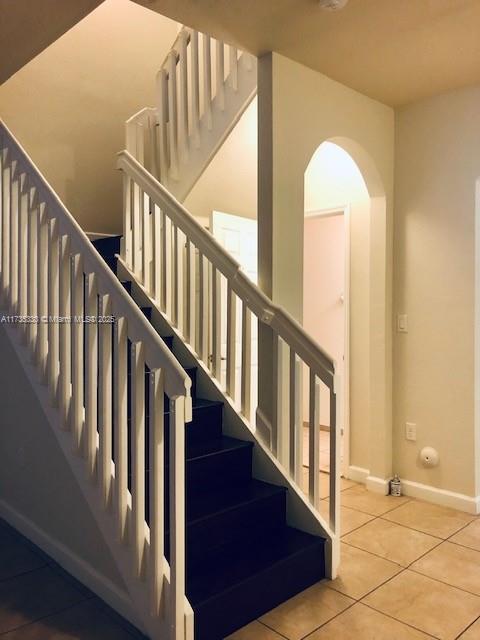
[125,27,257,202]
[0,21,340,640]
[92,235,327,639]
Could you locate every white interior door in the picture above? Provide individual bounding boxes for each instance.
[211,211,258,418]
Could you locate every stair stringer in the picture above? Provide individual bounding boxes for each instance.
[0,318,190,640]
[164,52,257,203]
[116,258,337,579]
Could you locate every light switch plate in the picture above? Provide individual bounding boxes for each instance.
[397,314,408,332]
[406,422,417,442]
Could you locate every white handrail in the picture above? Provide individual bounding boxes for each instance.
[117,149,341,569]
[0,120,193,640]
[118,150,336,385]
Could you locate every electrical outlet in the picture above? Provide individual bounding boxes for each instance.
[406,422,417,442]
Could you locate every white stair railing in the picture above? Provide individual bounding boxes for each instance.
[117,150,341,576]
[126,27,257,202]
[0,120,194,640]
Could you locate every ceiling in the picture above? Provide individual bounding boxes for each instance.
[132,0,480,106]
[0,0,103,85]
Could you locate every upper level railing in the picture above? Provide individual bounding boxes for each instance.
[126,26,257,201]
[0,121,193,640]
[117,149,341,574]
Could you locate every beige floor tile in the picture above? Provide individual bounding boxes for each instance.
[0,566,86,634]
[341,485,411,516]
[0,539,46,582]
[363,570,480,640]
[451,519,480,552]
[306,602,432,639]
[319,501,375,536]
[383,500,475,538]
[1,600,136,640]
[343,518,440,567]
[226,621,284,640]
[327,543,401,599]
[259,582,353,640]
[411,541,480,595]
[458,617,480,639]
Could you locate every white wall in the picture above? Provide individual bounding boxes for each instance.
[0,0,179,233]
[394,86,480,497]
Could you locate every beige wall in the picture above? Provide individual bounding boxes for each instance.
[184,97,258,226]
[258,53,395,479]
[394,86,480,496]
[0,0,179,233]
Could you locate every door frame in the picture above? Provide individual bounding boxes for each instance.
[304,205,351,477]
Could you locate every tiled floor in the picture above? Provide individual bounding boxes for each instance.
[0,518,146,639]
[228,478,480,640]
[3,485,480,640]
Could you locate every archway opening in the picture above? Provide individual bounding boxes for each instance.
[303,140,372,486]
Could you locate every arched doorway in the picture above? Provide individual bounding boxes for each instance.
[302,137,390,490]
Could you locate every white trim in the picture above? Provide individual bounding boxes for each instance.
[400,480,480,515]
[0,498,136,620]
[474,178,480,497]
[305,205,348,219]
[85,232,118,240]
[366,475,390,495]
[346,465,369,483]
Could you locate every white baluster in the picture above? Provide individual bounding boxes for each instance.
[216,41,225,110]
[167,51,179,179]
[142,196,150,292]
[203,35,213,130]
[99,294,113,507]
[185,240,196,345]
[198,252,208,361]
[226,283,237,401]
[308,371,320,508]
[9,167,19,314]
[149,368,165,616]
[58,235,71,426]
[114,316,128,541]
[211,266,221,377]
[289,352,303,484]
[18,175,29,342]
[178,31,189,162]
[156,69,169,181]
[272,334,286,460]
[47,216,60,404]
[190,31,200,147]
[71,254,84,450]
[1,151,10,299]
[123,174,132,269]
[169,395,186,640]
[152,204,161,305]
[241,304,252,420]
[27,191,38,352]
[162,213,172,318]
[85,272,98,478]
[36,204,48,380]
[229,45,238,91]
[131,341,146,578]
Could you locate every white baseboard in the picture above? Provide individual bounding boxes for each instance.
[0,499,137,626]
[346,465,369,483]
[400,480,480,515]
[366,475,390,496]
